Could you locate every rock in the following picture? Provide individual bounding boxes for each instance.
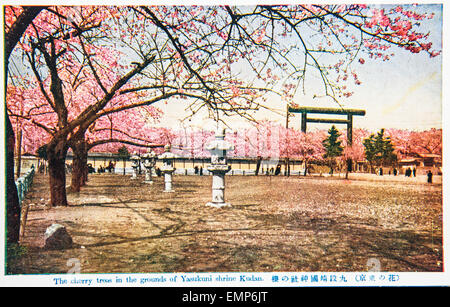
[44,224,73,250]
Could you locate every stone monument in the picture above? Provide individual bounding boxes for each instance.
[130,153,141,180]
[205,127,234,208]
[159,144,176,192]
[142,149,157,184]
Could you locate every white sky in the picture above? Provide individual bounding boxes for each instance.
[2,1,445,134]
[148,2,443,133]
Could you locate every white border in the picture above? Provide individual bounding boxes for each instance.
[1,0,449,287]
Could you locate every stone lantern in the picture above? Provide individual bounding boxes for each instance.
[205,127,234,208]
[130,153,141,180]
[159,144,176,192]
[142,149,157,184]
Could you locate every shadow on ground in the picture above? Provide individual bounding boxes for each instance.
[7,173,443,274]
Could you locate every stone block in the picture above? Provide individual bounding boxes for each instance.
[44,224,73,250]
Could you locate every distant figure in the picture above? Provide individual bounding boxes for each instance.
[194,166,199,175]
[413,167,416,177]
[87,163,95,173]
[379,167,383,176]
[199,166,203,176]
[275,164,281,176]
[156,167,161,177]
[427,170,433,183]
[405,167,411,177]
[107,161,115,173]
[270,167,274,175]
[393,168,397,176]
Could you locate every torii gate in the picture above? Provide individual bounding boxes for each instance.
[287,106,366,146]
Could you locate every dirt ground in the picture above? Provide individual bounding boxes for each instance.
[7,172,443,274]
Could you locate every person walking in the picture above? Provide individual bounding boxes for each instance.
[427,170,433,183]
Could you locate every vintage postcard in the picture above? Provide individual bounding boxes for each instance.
[1,0,448,291]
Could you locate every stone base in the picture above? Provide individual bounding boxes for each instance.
[207,164,231,172]
[161,167,175,173]
[206,202,231,208]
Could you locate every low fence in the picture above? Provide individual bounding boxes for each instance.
[15,165,35,206]
[109,167,312,177]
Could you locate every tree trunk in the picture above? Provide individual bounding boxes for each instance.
[15,128,22,178]
[6,115,21,244]
[71,153,84,192]
[285,158,290,176]
[255,156,262,175]
[71,140,88,192]
[47,140,69,206]
[345,158,352,179]
[5,6,45,245]
[82,153,89,183]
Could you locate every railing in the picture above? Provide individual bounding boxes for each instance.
[15,165,35,206]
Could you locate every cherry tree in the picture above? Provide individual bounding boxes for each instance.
[135,4,440,174]
[224,123,326,174]
[6,6,160,206]
[6,82,51,168]
[386,128,442,158]
[385,128,413,159]
[6,5,269,206]
[339,128,371,176]
[69,105,165,191]
[407,129,442,156]
[295,130,327,175]
[4,6,45,244]
[146,4,440,104]
[5,4,440,208]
